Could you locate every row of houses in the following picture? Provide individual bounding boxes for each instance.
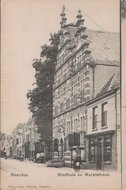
[0,119,42,160]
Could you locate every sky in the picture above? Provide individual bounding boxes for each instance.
[1,0,119,134]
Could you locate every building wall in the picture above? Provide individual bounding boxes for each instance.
[86,90,120,170]
[87,93,116,135]
[52,10,120,166]
[116,90,121,171]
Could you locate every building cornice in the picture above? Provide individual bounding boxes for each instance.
[85,130,115,137]
[86,87,120,106]
[53,101,87,119]
[95,62,120,67]
[53,87,120,120]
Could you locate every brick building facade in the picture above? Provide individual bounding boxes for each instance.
[52,7,120,170]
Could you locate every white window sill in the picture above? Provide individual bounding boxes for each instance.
[102,161,111,164]
[92,128,98,132]
[101,126,108,129]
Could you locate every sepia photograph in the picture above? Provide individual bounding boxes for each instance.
[0,0,124,189]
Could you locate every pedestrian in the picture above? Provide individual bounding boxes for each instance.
[73,153,81,171]
[36,153,40,163]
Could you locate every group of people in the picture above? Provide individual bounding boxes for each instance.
[17,149,82,170]
[36,152,45,163]
[35,149,81,170]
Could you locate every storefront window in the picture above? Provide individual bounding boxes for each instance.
[68,134,73,147]
[89,138,95,162]
[103,135,112,162]
[88,135,112,164]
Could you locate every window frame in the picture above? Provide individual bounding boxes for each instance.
[101,102,108,127]
[89,138,95,162]
[92,106,98,129]
[103,135,112,162]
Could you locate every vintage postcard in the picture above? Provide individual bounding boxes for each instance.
[1,0,125,189]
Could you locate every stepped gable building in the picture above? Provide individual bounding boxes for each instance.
[52,7,120,166]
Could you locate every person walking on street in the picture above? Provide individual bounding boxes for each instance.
[36,153,40,163]
[73,153,81,171]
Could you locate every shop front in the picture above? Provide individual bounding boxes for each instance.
[86,131,117,170]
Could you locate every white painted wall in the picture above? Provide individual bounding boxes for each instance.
[87,93,117,135]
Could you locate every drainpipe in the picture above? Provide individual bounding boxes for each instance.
[115,90,118,170]
[91,62,95,98]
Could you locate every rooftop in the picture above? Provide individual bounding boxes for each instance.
[60,24,120,66]
[96,70,120,97]
[86,29,120,65]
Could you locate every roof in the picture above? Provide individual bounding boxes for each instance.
[96,70,120,97]
[86,29,120,65]
[61,25,120,66]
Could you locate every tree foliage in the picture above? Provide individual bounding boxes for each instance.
[27,33,60,131]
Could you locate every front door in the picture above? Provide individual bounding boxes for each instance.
[96,137,102,170]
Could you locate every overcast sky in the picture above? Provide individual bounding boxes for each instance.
[1,0,119,134]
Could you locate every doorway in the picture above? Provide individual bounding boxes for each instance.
[96,137,102,170]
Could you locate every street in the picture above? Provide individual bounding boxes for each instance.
[1,158,121,190]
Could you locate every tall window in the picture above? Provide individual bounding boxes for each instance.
[73,95,78,106]
[60,102,64,113]
[74,118,78,132]
[102,102,107,127]
[77,55,82,68]
[16,138,19,145]
[26,134,29,142]
[93,107,98,129]
[80,78,85,91]
[66,99,70,110]
[80,90,85,103]
[68,134,73,147]
[61,54,64,65]
[80,116,85,131]
[103,135,112,162]
[73,133,80,146]
[54,139,58,152]
[55,106,58,115]
[66,121,71,134]
[73,83,78,95]
[89,138,95,162]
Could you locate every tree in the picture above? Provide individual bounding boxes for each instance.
[27,32,60,159]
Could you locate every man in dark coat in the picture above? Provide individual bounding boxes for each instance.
[73,153,81,170]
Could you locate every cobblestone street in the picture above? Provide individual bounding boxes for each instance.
[1,158,121,190]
